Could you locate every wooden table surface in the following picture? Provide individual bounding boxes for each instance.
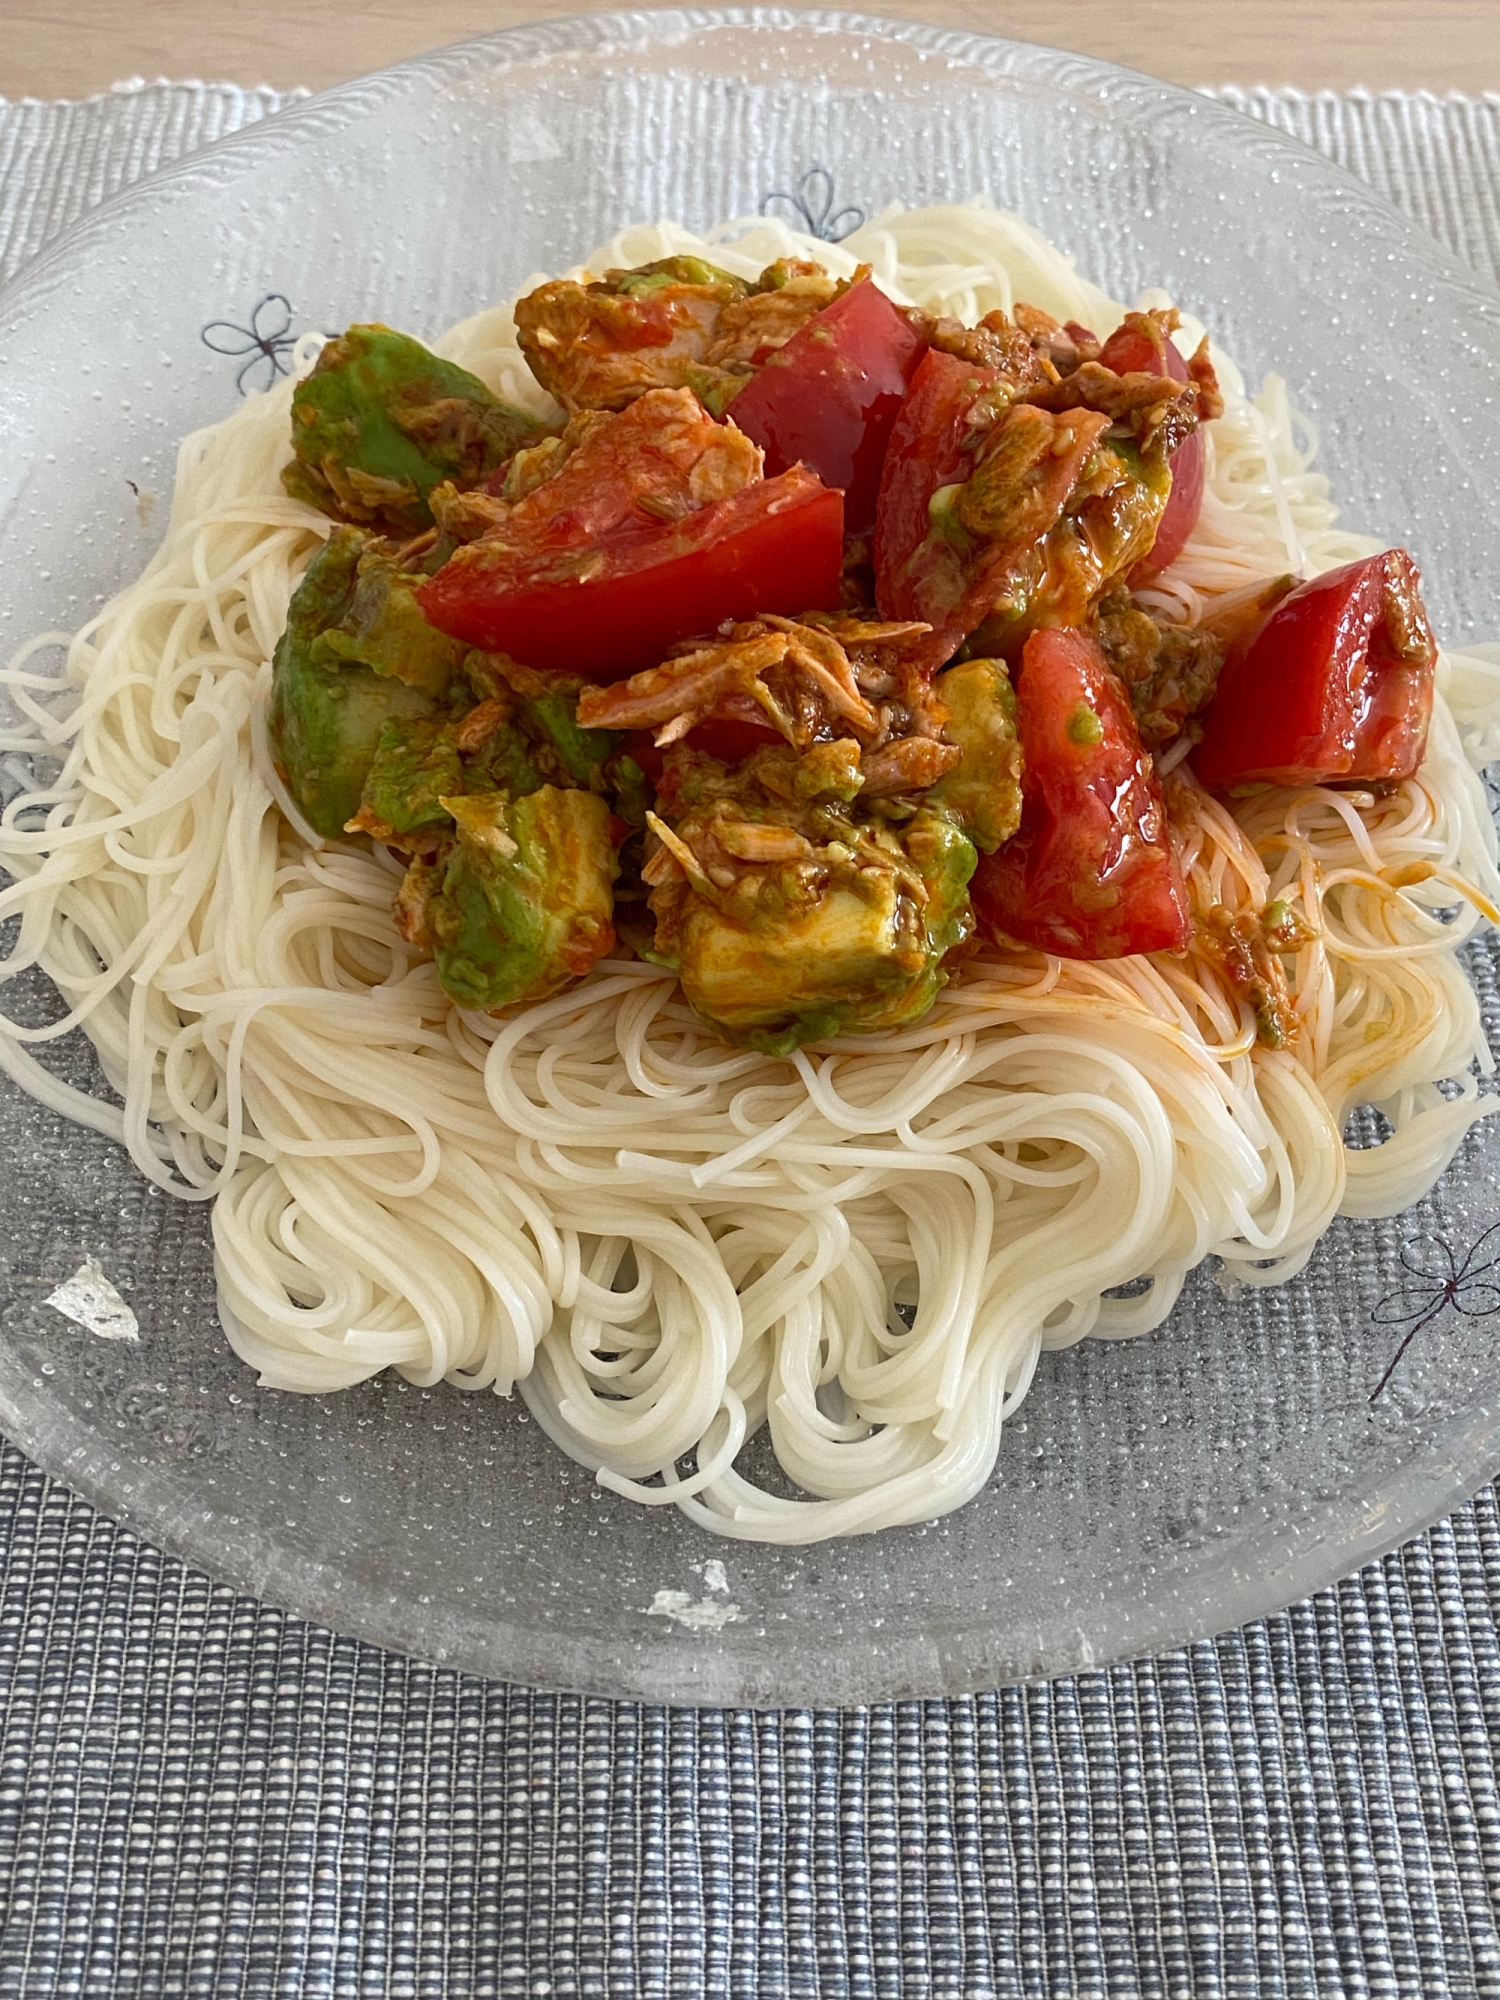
[4,0,1500,101]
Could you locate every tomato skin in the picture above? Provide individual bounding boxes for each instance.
[1192,549,1437,789]
[1136,433,1203,579]
[729,278,926,533]
[873,348,1123,672]
[1098,320,1205,580]
[418,467,844,679]
[872,346,1005,635]
[971,627,1190,959]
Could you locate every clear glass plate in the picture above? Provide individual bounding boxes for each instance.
[4,8,1500,1706]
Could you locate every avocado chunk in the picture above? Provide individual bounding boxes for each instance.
[461,716,546,801]
[520,684,620,789]
[429,787,619,1011]
[928,657,1024,853]
[609,255,749,301]
[310,539,468,697]
[348,718,464,846]
[605,753,653,834]
[465,655,623,792]
[670,806,976,1054]
[282,324,549,535]
[267,528,467,840]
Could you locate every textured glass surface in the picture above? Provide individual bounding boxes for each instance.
[3,10,1500,1706]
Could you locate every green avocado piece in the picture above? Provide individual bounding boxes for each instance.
[604,753,653,833]
[461,658,623,793]
[683,365,754,420]
[310,541,468,696]
[268,528,470,840]
[355,719,464,842]
[928,657,1024,853]
[282,324,548,535]
[429,787,619,1011]
[462,719,545,800]
[609,256,749,301]
[676,807,976,1054]
[267,528,458,840]
[519,686,619,788]
[904,810,979,961]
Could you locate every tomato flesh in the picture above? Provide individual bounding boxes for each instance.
[418,466,844,679]
[1192,549,1437,789]
[971,627,1190,959]
[872,347,1007,664]
[467,385,752,544]
[875,348,999,592]
[873,346,1129,672]
[729,277,926,533]
[1098,320,1205,581]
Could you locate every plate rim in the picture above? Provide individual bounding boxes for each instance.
[5,7,1500,329]
[4,1350,1497,1705]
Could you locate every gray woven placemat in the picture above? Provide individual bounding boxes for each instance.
[3,74,1500,1999]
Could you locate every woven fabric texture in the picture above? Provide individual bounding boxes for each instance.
[2,75,1500,2000]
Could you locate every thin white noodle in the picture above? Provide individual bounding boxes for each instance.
[2,202,1497,1543]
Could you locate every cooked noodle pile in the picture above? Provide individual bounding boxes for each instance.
[3,205,1498,1542]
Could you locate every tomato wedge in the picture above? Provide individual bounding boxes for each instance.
[873,347,1127,672]
[872,346,1003,640]
[1192,549,1437,789]
[728,277,926,533]
[971,627,1190,959]
[1098,317,1205,581]
[418,466,844,679]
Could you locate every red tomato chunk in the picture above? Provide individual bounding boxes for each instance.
[1098,318,1205,582]
[972,627,1190,959]
[871,347,1009,671]
[418,466,844,679]
[729,277,926,533]
[1192,549,1437,789]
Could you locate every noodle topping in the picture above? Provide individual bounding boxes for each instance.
[265,250,1435,1055]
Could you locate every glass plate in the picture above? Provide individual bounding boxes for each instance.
[4,8,1500,1707]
